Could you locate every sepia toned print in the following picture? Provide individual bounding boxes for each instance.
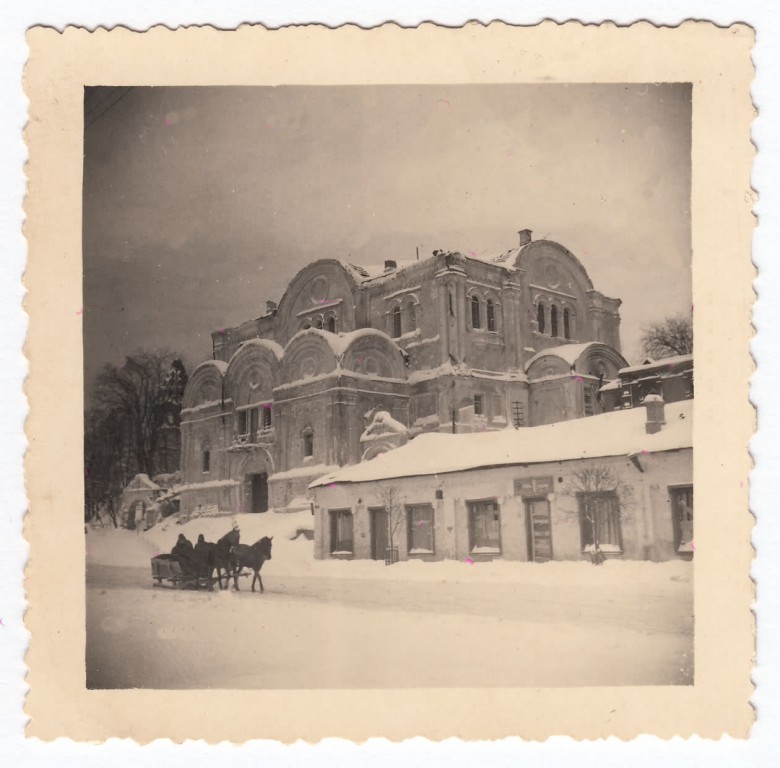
[25,22,754,742]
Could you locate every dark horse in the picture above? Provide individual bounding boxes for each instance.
[190,528,240,590]
[230,536,273,593]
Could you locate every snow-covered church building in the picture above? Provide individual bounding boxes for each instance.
[178,230,627,517]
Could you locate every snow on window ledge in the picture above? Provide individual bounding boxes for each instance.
[582,544,622,554]
[330,550,353,557]
[677,541,694,553]
[408,548,434,555]
[470,546,501,554]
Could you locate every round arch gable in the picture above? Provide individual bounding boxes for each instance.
[273,260,360,346]
[516,239,595,294]
[224,339,283,407]
[576,344,628,378]
[525,342,626,380]
[182,360,227,409]
[341,330,408,380]
[279,330,339,385]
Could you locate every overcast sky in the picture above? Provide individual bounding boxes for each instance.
[83,83,691,387]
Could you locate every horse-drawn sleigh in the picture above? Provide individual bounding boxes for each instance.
[150,528,273,592]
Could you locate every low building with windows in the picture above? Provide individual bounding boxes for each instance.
[179,229,627,516]
[308,397,693,563]
[600,354,694,411]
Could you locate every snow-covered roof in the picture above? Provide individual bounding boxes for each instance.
[525,342,603,371]
[124,473,162,492]
[340,260,419,283]
[408,361,529,385]
[191,358,228,376]
[232,337,285,361]
[619,354,693,376]
[310,399,693,487]
[287,327,404,358]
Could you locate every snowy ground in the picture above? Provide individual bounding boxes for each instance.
[85,513,694,689]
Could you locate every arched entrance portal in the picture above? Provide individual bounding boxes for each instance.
[238,451,273,514]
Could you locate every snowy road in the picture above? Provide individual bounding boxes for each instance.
[86,562,693,689]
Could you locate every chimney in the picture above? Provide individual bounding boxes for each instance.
[518,229,533,247]
[266,300,278,315]
[644,394,666,434]
[384,259,397,272]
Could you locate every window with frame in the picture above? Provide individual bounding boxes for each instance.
[670,486,693,552]
[563,308,571,339]
[326,315,337,333]
[550,305,559,337]
[470,295,481,329]
[391,305,402,338]
[486,299,496,332]
[468,499,501,553]
[237,410,248,436]
[473,393,484,416]
[578,491,622,553]
[329,509,354,555]
[537,303,546,334]
[303,427,314,458]
[261,403,272,429]
[202,448,211,473]
[405,301,417,332]
[407,504,435,554]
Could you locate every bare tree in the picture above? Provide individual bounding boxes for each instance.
[641,315,693,359]
[376,484,406,564]
[85,351,187,519]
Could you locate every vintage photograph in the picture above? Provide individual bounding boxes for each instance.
[82,83,695,690]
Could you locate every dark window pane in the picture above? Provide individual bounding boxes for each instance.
[469,500,501,552]
[329,510,354,553]
[471,295,481,328]
[537,304,545,334]
[578,492,621,550]
[391,306,402,338]
[407,504,434,553]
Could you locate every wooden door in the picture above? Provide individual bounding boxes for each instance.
[526,498,553,562]
[370,508,388,560]
[251,473,268,513]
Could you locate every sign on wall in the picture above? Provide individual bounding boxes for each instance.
[514,476,554,496]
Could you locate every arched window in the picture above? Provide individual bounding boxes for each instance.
[314,317,323,330]
[563,308,571,340]
[326,316,336,333]
[471,295,481,329]
[406,302,417,332]
[202,447,211,473]
[551,305,559,337]
[486,299,496,332]
[303,427,314,458]
[391,305,402,338]
[537,303,546,334]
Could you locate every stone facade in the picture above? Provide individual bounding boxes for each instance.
[180,232,626,515]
